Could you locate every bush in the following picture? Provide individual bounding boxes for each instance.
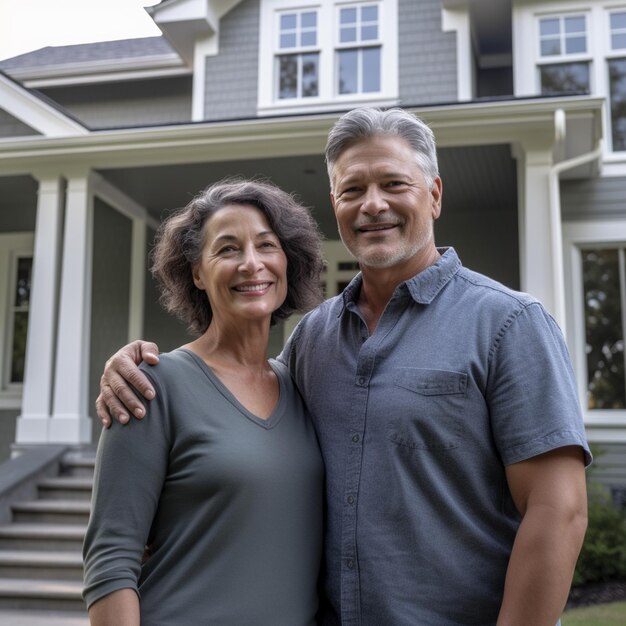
[573,481,626,586]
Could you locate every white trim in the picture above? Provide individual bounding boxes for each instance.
[442,4,473,101]
[0,234,34,408]
[258,0,397,114]
[563,217,626,439]
[0,74,87,138]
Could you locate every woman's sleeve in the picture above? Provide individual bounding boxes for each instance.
[82,370,170,609]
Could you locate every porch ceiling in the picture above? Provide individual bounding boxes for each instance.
[99,143,517,240]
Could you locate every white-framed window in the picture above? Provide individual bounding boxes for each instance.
[336,3,381,95]
[258,0,398,114]
[537,13,591,95]
[608,9,626,152]
[276,8,320,99]
[563,220,626,435]
[0,233,34,407]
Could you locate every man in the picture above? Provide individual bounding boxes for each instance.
[97,107,590,625]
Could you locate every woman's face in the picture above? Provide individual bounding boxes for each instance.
[192,203,288,325]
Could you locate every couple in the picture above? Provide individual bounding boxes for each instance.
[84,107,591,625]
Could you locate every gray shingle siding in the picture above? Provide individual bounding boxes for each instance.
[0,109,40,138]
[204,0,260,121]
[561,177,626,221]
[38,76,193,129]
[398,0,457,105]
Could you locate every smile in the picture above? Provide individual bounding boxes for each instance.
[233,282,272,292]
[358,224,398,233]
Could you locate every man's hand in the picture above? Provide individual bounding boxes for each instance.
[96,340,160,427]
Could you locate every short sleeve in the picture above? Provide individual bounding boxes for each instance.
[487,302,591,467]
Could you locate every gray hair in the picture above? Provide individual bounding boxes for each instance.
[325,107,439,189]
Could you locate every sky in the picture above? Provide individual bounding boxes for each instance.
[0,0,162,61]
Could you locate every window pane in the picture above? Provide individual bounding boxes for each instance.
[10,311,29,384]
[582,249,626,409]
[609,59,626,152]
[301,31,316,46]
[612,12,626,30]
[362,47,381,92]
[280,33,296,49]
[301,11,316,28]
[565,15,585,34]
[340,26,357,43]
[361,25,378,41]
[341,7,357,24]
[14,257,32,307]
[281,13,296,30]
[613,33,626,50]
[362,5,378,22]
[278,55,298,98]
[302,53,319,97]
[565,35,586,54]
[540,18,560,37]
[541,39,561,56]
[338,50,358,94]
[540,62,589,95]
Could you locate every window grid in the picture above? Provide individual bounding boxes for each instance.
[276,9,320,100]
[610,11,626,51]
[538,14,587,59]
[336,3,381,96]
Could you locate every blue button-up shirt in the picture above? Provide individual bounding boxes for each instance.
[280,248,590,625]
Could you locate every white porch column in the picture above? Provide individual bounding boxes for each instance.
[513,138,560,319]
[15,177,64,443]
[49,173,94,443]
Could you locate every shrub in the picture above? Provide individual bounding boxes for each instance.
[573,481,626,586]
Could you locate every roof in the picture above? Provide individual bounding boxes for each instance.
[0,37,177,72]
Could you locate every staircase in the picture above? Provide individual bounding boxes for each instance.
[0,448,94,621]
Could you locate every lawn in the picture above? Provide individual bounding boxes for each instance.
[561,601,626,625]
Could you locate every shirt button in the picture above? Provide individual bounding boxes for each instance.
[347,495,355,505]
[347,559,354,569]
[352,434,360,443]
[358,377,366,385]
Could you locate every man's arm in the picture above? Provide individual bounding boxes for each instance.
[88,589,140,626]
[96,340,160,427]
[497,445,588,626]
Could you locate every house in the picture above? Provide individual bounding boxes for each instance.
[0,0,624,496]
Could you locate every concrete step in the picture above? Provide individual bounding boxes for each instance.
[11,501,91,525]
[0,608,89,625]
[60,456,96,480]
[0,550,83,581]
[38,477,93,501]
[0,523,86,551]
[0,578,84,611]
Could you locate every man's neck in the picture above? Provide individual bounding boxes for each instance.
[357,246,441,334]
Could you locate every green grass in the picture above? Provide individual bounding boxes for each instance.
[561,601,626,625]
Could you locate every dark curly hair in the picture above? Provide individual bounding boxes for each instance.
[151,177,325,335]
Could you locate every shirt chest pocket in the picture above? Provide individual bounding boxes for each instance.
[387,368,467,451]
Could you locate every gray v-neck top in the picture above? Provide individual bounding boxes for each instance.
[83,349,323,625]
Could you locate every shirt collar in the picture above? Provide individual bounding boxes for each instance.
[339,247,462,314]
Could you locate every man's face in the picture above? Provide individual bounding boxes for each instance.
[330,135,441,271]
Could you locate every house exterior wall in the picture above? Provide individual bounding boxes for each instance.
[398,0,457,105]
[0,177,37,231]
[0,109,40,138]
[39,76,193,129]
[204,0,260,120]
[561,177,626,221]
[0,410,18,462]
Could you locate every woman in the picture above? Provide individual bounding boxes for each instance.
[83,178,325,625]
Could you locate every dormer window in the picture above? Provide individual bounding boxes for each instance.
[537,13,590,95]
[258,0,397,114]
[277,10,319,99]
